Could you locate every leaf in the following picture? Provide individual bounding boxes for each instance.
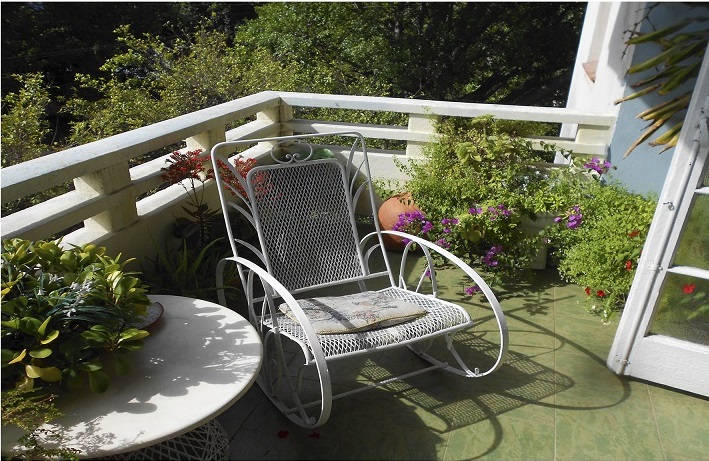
[29,348,53,359]
[649,122,683,146]
[625,19,692,45]
[9,349,27,364]
[613,84,661,105]
[114,355,131,375]
[659,61,701,95]
[88,370,111,393]
[118,328,149,342]
[627,46,683,74]
[666,40,707,66]
[630,65,681,89]
[637,93,691,120]
[25,364,42,378]
[79,361,104,372]
[37,366,63,382]
[40,329,60,344]
[37,316,52,336]
[624,112,675,158]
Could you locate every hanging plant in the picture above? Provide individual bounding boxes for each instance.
[615,8,708,157]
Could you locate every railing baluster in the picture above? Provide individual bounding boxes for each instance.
[406,113,440,158]
[74,162,137,233]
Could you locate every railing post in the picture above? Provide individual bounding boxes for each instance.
[74,163,137,234]
[575,124,611,157]
[406,113,440,158]
[186,128,227,153]
[257,101,293,137]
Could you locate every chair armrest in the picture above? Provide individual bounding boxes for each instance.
[362,230,508,351]
[228,256,328,361]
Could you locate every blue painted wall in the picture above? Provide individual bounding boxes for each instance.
[607,2,707,198]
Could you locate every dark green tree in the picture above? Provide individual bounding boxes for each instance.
[236,2,585,105]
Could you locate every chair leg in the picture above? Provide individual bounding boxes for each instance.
[407,332,490,378]
[256,331,334,428]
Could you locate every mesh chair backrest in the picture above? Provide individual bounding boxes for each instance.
[247,159,365,291]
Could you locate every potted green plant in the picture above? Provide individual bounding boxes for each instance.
[392,115,602,276]
[1,238,152,458]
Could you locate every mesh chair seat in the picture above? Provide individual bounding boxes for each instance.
[261,287,473,358]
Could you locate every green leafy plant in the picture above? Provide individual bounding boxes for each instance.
[396,116,603,283]
[616,10,709,156]
[1,238,151,393]
[1,239,152,458]
[545,183,657,322]
[1,388,80,460]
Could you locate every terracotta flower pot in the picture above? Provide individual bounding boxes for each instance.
[377,192,421,251]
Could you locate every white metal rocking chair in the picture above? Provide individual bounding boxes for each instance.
[211,132,509,428]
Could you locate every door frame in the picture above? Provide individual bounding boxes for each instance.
[607,48,709,397]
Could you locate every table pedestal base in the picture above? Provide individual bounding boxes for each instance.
[103,419,230,461]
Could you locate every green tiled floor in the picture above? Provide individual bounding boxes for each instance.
[216,269,709,460]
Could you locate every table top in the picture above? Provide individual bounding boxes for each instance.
[1,295,263,458]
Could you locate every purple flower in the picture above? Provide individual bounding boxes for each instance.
[392,210,432,237]
[465,285,482,296]
[436,238,450,249]
[469,206,483,215]
[482,245,502,267]
[584,158,612,175]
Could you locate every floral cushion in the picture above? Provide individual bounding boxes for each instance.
[278,291,427,335]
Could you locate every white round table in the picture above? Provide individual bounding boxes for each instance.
[1,295,263,459]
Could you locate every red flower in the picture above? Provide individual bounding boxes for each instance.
[683,284,696,294]
[584,287,591,296]
[625,260,633,271]
[308,432,321,439]
[162,149,211,184]
[277,430,290,438]
[215,155,262,198]
[597,290,605,297]
[628,230,640,238]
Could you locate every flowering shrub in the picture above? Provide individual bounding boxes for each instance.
[583,157,612,176]
[549,183,656,322]
[394,202,536,294]
[162,149,259,247]
[554,205,583,229]
[392,210,434,247]
[393,115,656,320]
[162,149,218,248]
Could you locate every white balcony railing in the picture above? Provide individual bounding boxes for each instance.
[0,91,615,267]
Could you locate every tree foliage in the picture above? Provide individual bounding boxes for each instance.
[236,2,585,104]
[0,73,52,166]
[2,2,586,155]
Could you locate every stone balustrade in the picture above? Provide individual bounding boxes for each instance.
[0,91,615,266]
